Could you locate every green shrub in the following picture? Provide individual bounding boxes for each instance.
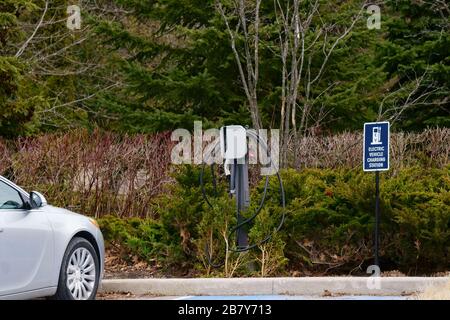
[273,167,450,274]
[100,165,450,276]
[382,167,450,271]
[98,215,171,270]
[155,165,215,271]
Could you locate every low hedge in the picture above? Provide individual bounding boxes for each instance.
[99,165,450,276]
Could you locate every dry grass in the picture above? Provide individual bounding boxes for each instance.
[417,280,450,300]
[0,129,175,218]
[288,127,450,170]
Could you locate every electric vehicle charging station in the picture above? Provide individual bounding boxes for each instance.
[201,125,286,265]
[220,125,251,248]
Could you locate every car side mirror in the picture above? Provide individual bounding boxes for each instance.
[30,191,47,209]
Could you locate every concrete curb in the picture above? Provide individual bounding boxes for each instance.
[100,277,449,296]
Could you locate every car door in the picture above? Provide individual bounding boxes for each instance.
[0,180,54,296]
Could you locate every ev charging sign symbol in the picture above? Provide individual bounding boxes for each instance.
[363,122,390,171]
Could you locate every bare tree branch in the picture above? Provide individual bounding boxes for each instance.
[15,1,49,57]
[216,0,262,129]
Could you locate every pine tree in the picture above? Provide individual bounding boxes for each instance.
[377,0,449,130]
[0,0,42,137]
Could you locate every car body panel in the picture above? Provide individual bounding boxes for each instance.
[43,205,105,286]
[0,287,57,300]
[0,208,54,295]
[0,176,104,299]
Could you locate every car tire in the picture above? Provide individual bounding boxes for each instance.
[52,237,100,300]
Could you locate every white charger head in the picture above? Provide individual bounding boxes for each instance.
[220,125,247,160]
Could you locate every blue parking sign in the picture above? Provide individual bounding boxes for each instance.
[363,122,390,171]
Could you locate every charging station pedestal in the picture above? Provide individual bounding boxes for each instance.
[202,124,285,268]
[220,125,250,249]
[230,161,250,249]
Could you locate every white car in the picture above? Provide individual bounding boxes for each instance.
[0,175,104,300]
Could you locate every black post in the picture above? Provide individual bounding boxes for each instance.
[374,171,380,267]
[233,160,250,249]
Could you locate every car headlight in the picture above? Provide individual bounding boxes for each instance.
[89,218,100,229]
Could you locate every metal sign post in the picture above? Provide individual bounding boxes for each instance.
[374,171,380,266]
[363,121,390,267]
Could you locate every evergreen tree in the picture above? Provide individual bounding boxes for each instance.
[0,0,448,136]
[0,0,44,137]
[377,0,449,130]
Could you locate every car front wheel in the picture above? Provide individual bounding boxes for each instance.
[53,237,100,300]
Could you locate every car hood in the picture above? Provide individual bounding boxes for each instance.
[43,205,86,218]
